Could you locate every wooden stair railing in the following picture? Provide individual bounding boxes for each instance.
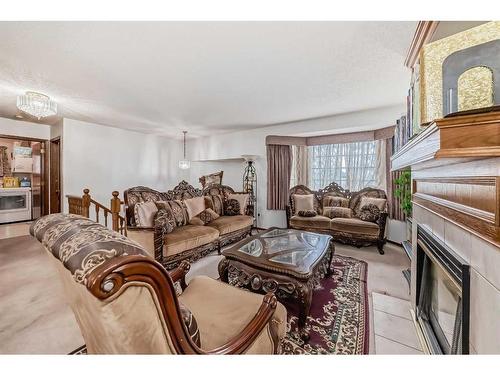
[66,189,127,236]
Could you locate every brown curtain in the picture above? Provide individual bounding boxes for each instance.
[267,144,292,210]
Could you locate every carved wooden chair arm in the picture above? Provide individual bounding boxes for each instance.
[204,292,279,354]
[169,261,190,291]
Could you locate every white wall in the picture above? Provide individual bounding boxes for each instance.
[185,104,406,235]
[61,119,180,212]
[0,117,51,140]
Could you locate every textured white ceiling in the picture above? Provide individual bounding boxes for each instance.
[0,21,416,137]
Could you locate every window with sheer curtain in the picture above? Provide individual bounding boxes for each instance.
[309,141,378,191]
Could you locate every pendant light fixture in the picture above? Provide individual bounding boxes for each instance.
[178,131,190,170]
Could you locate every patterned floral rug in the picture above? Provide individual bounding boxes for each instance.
[282,255,369,354]
[70,255,368,355]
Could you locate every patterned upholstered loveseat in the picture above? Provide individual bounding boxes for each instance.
[30,214,286,354]
[286,182,388,254]
[124,181,253,269]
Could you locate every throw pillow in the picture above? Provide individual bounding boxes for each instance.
[293,194,314,214]
[184,196,205,220]
[323,207,353,219]
[198,208,220,224]
[199,171,223,188]
[204,194,224,216]
[133,200,158,228]
[323,196,349,208]
[359,196,387,211]
[168,200,189,227]
[227,193,249,215]
[298,210,317,217]
[359,203,381,222]
[179,303,201,347]
[154,208,175,234]
[224,199,241,216]
[189,208,220,225]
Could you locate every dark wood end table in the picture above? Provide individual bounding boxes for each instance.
[218,227,334,340]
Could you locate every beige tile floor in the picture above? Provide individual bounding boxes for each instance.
[0,223,421,354]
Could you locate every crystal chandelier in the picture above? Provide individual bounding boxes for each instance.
[178,131,190,170]
[17,91,57,120]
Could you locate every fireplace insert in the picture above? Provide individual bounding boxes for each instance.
[415,225,470,354]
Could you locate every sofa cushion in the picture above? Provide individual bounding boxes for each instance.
[224,199,241,216]
[290,214,331,230]
[228,193,249,215]
[349,188,387,215]
[359,197,387,212]
[207,215,253,235]
[297,210,317,217]
[323,207,353,219]
[199,208,220,224]
[179,275,287,352]
[330,217,379,237]
[189,208,220,226]
[199,171,223,188]
[157,200,188,227]
[163,225,219,257]
[209,194,224,216]
[323,196,349,208]
[133,201,158,228]
[358,203,381,222]
[293,194,314,214]
[184,196,206,220]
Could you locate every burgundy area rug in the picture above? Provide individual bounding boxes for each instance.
[70,255,369,355]
[281,255,369,355]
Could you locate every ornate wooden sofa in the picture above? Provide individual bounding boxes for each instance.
[286,182,388,254]
[124,181,253,270]
[30,214,287,354]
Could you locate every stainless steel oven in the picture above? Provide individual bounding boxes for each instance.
[0,188,32,223]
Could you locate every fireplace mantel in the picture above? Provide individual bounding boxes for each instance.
[391,110,500,171]
[391,110,500,248]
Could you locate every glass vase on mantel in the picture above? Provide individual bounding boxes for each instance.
[242,155,258,227]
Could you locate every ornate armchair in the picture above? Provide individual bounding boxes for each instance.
[30,214,287,354]
[286,182,388,254]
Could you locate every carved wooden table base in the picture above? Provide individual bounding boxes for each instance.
[218,242,334,341]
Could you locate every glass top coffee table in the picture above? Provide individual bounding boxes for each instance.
[218,227,334,340]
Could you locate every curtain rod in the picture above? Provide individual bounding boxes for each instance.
[265,125,395,146]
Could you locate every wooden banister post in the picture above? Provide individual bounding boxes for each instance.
[82,189,91,218]
[111,191,121,232]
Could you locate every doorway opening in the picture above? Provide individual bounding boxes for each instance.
[0,135,49,224]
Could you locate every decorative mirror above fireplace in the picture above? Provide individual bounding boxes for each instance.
[415,225,470,354]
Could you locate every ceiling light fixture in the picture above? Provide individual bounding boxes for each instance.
[16,91,57,120]
[178,131,190,170]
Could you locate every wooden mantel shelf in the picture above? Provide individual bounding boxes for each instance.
[391,111,500,171]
